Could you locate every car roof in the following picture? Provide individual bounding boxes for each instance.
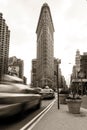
[2,74,23,83]
[0,83,30,93]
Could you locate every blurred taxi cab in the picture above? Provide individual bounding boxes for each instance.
[0,75,41,118]
[40,86,55,99]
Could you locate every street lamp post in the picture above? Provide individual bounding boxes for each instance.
[56,59,61,109]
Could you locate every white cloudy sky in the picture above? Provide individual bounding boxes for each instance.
[0,0,87,85]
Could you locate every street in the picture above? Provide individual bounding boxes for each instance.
[0,99,54,130]
[0,94,87,130]
[30,97,87,130]
[0,95,87,130]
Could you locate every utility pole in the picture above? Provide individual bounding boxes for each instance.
[56,59,61,109]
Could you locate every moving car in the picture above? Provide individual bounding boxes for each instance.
[40,86,55,99]
[30,87,43,94]
[0,75,41,118]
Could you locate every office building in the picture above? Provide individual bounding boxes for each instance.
[0,13,10,81]
[36,3,54,88]
[31,3,67,89]
[31,59,37,87]
[80,52,87,78]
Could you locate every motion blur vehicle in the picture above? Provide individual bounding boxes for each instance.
[0,75,41,118]
[30,87,43,94]
[40,86,55,99]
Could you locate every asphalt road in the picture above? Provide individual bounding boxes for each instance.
[1,95,86,130]
[0,99,54,130]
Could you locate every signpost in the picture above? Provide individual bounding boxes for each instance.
[56,59,61,109]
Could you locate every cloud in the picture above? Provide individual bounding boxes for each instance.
[65,0,87,21]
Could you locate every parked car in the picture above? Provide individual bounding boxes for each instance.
[40,86,55,99]
[0,75,41,118]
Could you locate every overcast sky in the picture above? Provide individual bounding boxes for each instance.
[0,0,87,85]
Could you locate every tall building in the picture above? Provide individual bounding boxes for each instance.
[71,50,81,81]
[0,13,10,81]
[75,49,81,76]
[36,3,55,88]
[31,3,67,89]
[80,52,87,78]
[54,58,62,88]
[71,65,77,80]
[31,59,37,87]
[71,51,87,94]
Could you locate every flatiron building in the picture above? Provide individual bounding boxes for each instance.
[36,3,54,88]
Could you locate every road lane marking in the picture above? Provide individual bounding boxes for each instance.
[27,99,56,130]
[20,99,56,130]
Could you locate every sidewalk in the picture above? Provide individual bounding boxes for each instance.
[31,100,87,130]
